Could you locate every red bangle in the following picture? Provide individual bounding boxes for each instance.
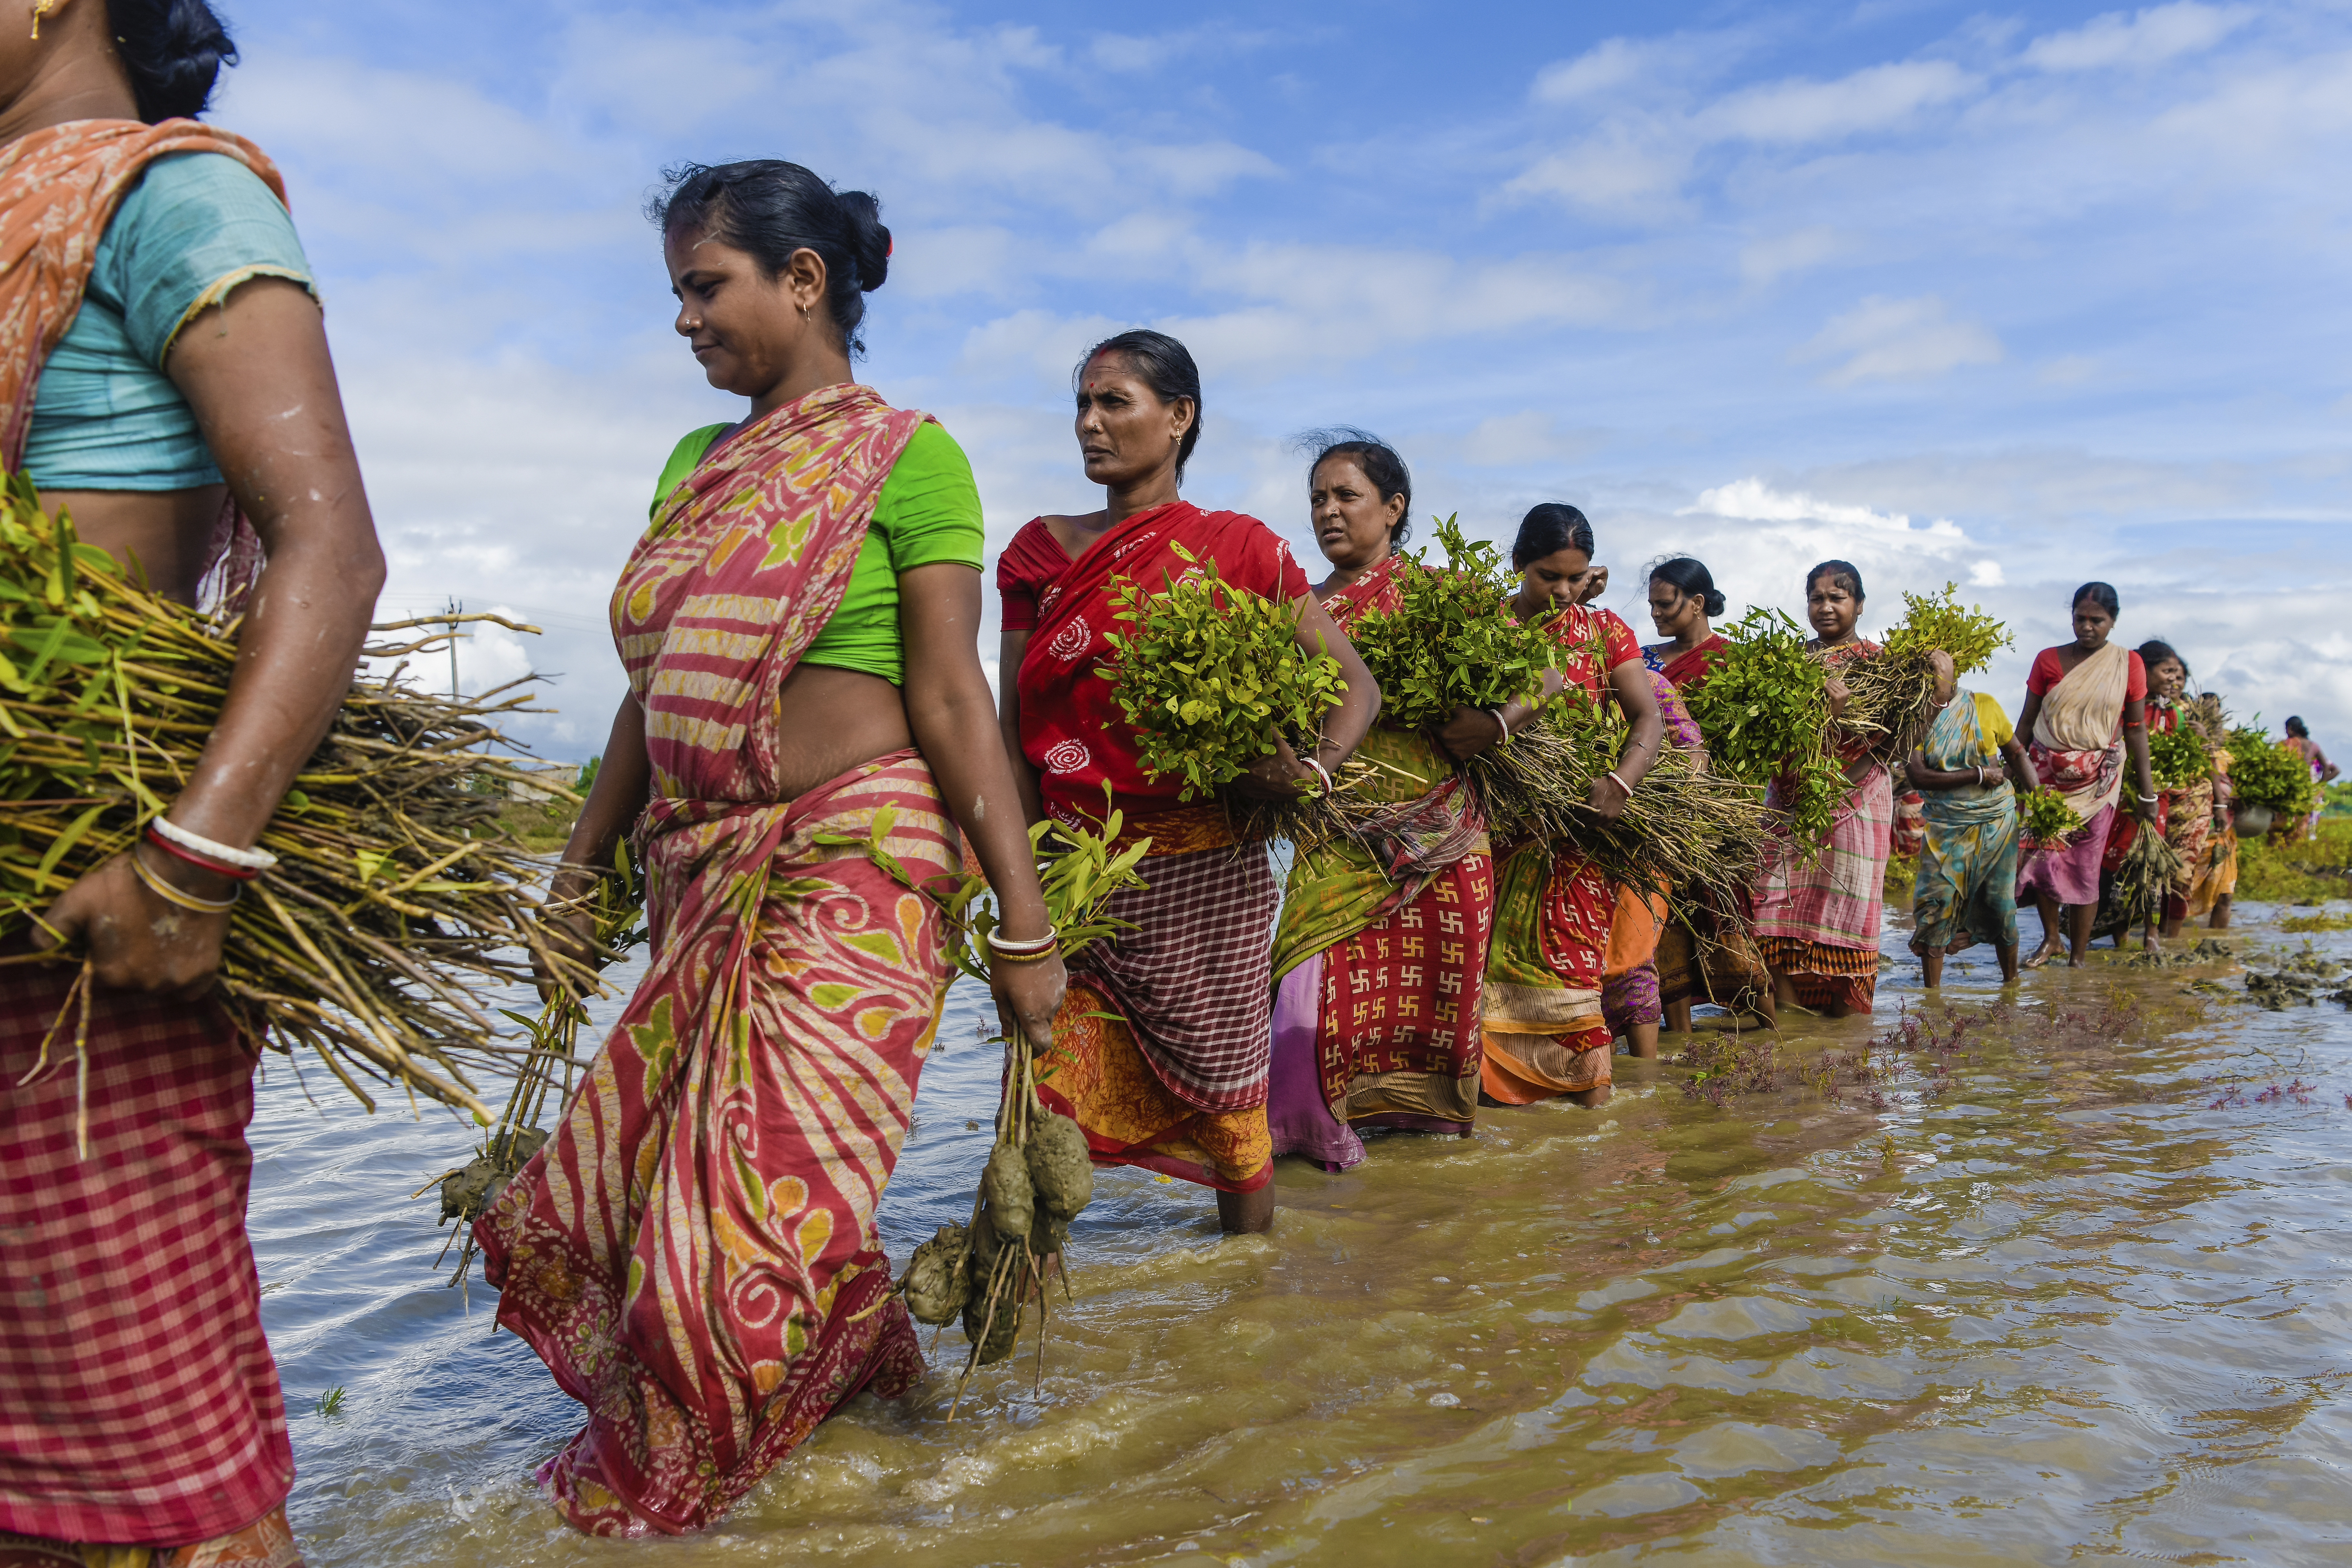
[145,823,258,881]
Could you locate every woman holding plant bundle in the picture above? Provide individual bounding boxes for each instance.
[1475,504,1664,1107]
[1905,692,2036,986]
[1,7,382,1563]
[1262,431,1495,1168]
[480,162,1067,1537]
[996,332,1378,1229]
[2015,582,2155,969]
[2135,641,2219,942]
[1753,561,1952,1017]
[1640,557,1774,1033]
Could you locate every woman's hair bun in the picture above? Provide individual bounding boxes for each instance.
[1649,556,1724,617]
[836,190,891,293]
[108,0,238,124]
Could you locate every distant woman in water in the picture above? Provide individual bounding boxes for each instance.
[1478,505,1663,1106]
[1264,431,1492,1169]
[2015,582,2155,969]
[1753,560,1952,1016]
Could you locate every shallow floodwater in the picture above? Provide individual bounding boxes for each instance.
[251,896,2352,1566]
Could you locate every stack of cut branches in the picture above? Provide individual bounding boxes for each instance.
[1,476,585,1133]
[1837,583,2012,771]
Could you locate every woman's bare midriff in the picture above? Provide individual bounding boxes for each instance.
[769,661,913,801]
[35,484,229,604]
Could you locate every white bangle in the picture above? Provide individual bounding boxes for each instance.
[150,815,279,871]
[1303,756,1335,795]
[1605,769,1634,798]
[988,924,1060,956]
[1488,707,1510,739]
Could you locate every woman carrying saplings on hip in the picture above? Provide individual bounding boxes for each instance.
[996,330,1380,1232]
[1475,504,1664,1108]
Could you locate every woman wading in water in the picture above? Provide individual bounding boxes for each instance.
[1478,506,1663,1108]
[1264,431,1492,1169]
[477,161,1064,1536]
[996,331,1378,1230]
[1753,561,1953,1017]
[1,6,383,1563]
[2015,582,2153,969]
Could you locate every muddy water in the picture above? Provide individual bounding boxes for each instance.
[252,899,2352,1566]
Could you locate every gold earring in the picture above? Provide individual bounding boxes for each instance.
[31,0,58,41]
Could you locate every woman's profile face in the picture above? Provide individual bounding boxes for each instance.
[2072,601,2115,650]
[2149,658,2186,700]
[1807,576,1860,643]
[665,227,818,399]
[1648,579,1701,640]
[1310,455,1401,572]
[1074,354,1191,491]
[1518,547,1592,613]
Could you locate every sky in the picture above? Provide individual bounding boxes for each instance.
[209,0,2352,759]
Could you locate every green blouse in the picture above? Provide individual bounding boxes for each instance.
[651,419,985,687]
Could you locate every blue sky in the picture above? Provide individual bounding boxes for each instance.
[210,0,2352,756]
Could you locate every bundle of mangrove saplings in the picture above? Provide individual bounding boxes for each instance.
[1678,605,1850,849]
[877,795,1150,1398]
[1838,582,2012,771]
[1348,513,1560,731]
[2109,816,2186,930]
[2224,723,2318,821]
[1452,692,1779,914]
[2018,785,2086,845]
[0,477,589,1124]
[2148,725,2213,791]
[421,839,647,1287]
[1103,546,1345,801]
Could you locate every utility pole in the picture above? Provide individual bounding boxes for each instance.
[447,596,462,698]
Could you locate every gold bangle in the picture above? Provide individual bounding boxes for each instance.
[131,844,241,913]
[990,943,1060,965]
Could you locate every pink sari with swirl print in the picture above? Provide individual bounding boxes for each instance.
[477,383,954,1536]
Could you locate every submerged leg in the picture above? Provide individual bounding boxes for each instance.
[1996,940,2020,983]
[1921,946,1944,988]
[1627,1020,1659,1058]
[2023,893,2065,968]
[2066,902,2096,965]
[2208,895,2232,930]
[1662,999,1692,1036]
[1216,1184,1274,1234]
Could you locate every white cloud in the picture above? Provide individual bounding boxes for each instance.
[1740,226,1845,286]
[1703,60,1979,144]
[2023,3,2256,74]
[1501,128,1693,221]
[1682,476,1965,538]
[1796,295,2004,385]
[2037,354,2100,386]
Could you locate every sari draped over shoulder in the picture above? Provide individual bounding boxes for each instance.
[2017,642,2131,909]
[1481,603,1638,1103]
[1645,632,1730,694]
[2146,700,2215,917]
[0,122,297,1556]
[1909,692,2020,955]
[1754,641,1891,1014]
[476,384,951,1536]
[1015,500,1308,1191]
[1265,556,1494,1169]
[0,118,277,606]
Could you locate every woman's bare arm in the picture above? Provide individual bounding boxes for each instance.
[1589,658,1663,821]
[996,629,1047,827]
[906,566,1063,1044]
[37,279,386,992]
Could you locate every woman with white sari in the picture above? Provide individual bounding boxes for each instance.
[2015,582,2156,968]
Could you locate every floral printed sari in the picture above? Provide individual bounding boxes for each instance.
[1909,692,2020,955]
[477,384,952,1535]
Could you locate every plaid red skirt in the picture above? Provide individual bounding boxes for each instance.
[0,957,293,1549]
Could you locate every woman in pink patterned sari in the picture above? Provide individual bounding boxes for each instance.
[477,162,1064,1537]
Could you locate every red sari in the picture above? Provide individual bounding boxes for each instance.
[1,121,296,1555]
[1480,604,1640,1103]
[1266,555,1493,1167]
[1646,632,1730,694]
[1005,504,1309,1190]
[478,385,952,1535]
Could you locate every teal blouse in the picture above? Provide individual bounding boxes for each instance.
[23,152,315,491]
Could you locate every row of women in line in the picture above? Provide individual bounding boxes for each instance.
[0,80,2242,1564]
